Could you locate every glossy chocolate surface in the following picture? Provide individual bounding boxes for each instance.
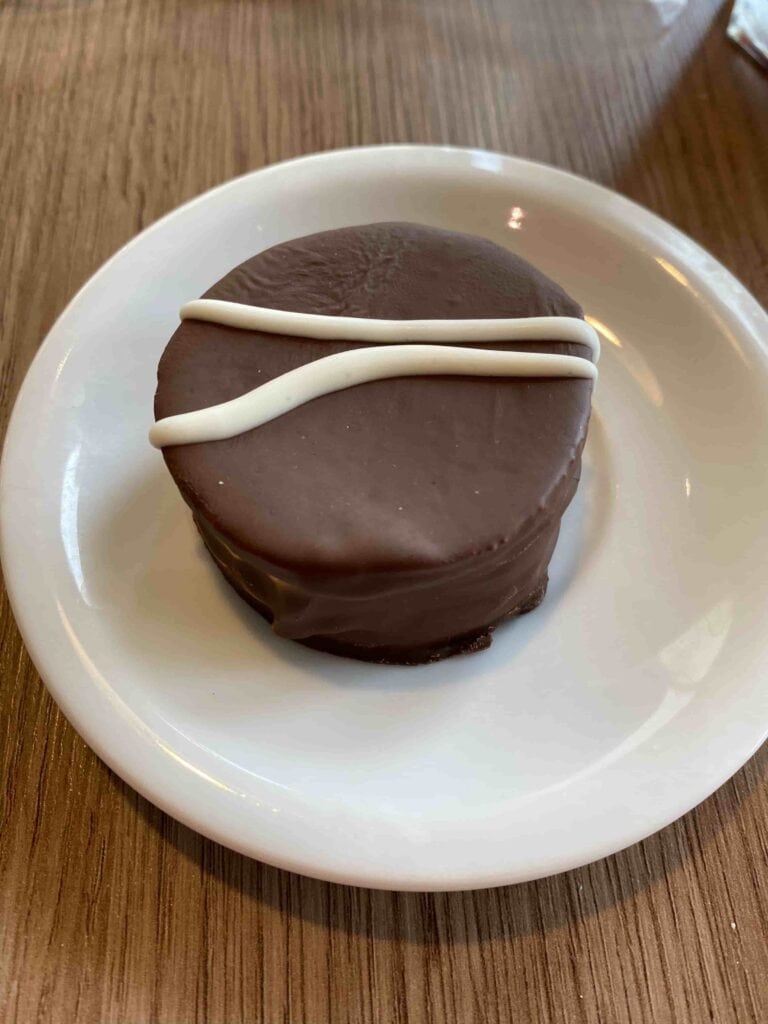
[155,223,593,662]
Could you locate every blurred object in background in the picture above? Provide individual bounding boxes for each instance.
[645,0,689,28]
[556,0,688,50]
[728,0,768,68]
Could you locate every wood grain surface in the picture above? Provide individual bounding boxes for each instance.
[2,1,767,1021]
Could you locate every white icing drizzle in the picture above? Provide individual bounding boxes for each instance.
[150,301,599,448]
[179,300,601,357]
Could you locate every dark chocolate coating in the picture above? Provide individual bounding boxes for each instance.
[154,223,593,662]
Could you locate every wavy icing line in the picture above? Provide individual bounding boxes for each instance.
[150,301,599,448]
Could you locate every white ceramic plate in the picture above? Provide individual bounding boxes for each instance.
[2,146,768,891]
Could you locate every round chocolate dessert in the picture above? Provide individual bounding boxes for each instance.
[154,223,595,663]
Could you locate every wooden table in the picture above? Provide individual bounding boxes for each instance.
[2,1,767,1021]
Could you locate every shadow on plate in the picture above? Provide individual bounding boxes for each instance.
[88,421,610,696]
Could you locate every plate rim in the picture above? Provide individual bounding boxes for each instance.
[2,144,768,891]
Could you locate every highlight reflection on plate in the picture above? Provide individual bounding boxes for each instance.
[2,146,768,890]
